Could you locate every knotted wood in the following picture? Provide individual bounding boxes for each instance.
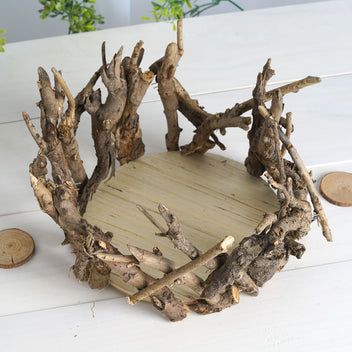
[23,19,331,321]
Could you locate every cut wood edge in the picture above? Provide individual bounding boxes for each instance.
[127,236,234,305]
[0,228,35,269]
[320,172,352,207]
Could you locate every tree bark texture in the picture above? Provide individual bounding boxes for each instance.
[23,20,331,321]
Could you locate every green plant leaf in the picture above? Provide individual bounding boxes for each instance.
[38,0,104,34]
[146,0,243,22]
[0,28,6,53]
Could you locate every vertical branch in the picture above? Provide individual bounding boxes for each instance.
[79,43,128,213]
[51,68,75,123]
[51,68,87,186]
[177,19,184,55]
[245,59,275,177]
[279,131,332,241]
[23,31,331,322]
[117,41,154,165]
[36,67,72,184]
[202,60,328,305]
[74,66,103,132]
[281,112,292,157]
[154,19,184,151]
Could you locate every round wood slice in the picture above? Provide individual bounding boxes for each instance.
[0,228,35,269]
[85,152,278,299]
[320,172,352,207]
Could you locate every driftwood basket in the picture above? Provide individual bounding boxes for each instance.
[23,20,332,321]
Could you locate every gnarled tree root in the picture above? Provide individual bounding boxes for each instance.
[23,19,331,322]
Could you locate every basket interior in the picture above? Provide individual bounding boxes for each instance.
[84,151,278,300]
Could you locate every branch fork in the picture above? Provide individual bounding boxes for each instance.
[23,19,331,321]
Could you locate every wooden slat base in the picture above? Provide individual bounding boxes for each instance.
[85,152,278,298]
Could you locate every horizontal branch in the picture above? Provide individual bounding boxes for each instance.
[95,253,136,264]
[234,76,321,115]
[128,236,234,305]
[128,245,204,295]
[181,114,251,155]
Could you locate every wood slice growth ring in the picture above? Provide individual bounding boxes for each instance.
[320,172,352,207]
[0,229,35,269]
[23,20,332,321]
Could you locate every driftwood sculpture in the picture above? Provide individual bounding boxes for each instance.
[23,20,332,321]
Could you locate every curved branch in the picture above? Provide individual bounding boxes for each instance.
[181,114,251,155]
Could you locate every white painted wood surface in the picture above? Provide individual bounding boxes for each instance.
[0,0,351,123]
[1,261,351,352]
[0,212,121,317]
[0,1,351,351]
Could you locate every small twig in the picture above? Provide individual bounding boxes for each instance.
[177,19,184,54]
[75,66,102,105]
[128,236,234,305]
[51,67,75,123]
[265,172,291,215]
[130,40,144,67]
[180,114,251,155]
[127,245,204,294]
[101,41,109,76]
[110,258,188,321]
[255,213,277,234]
[234,76,321,115]
[156,19,184,151]
[22,112,48,153]
[279,130,332,241]
[138,203,201,261]
[95,253,136,264]
[157,203,202,260]
[137,204,221,271]
[136,204,167,233]
[281,112,293,157]
[265,173,289,199]
[29,173,57,220]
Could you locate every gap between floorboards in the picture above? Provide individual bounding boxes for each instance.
[1,258,351,320]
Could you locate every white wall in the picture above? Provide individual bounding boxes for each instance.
[130,0,332,24]
[1,0,332,43]
[0,0,130,43]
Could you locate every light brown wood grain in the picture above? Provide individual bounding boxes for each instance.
[320,172,352,207]
[0,228,35,269]
[85,152,278,300]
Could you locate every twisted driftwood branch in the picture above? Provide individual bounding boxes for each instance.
[23,19,331,321]
[137,204,223,270]
[128,236,234,305]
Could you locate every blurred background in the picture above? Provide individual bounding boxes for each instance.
[0,0,333,43]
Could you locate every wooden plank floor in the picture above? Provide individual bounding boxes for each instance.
[1,261,351,352]
[1,2,352,350]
